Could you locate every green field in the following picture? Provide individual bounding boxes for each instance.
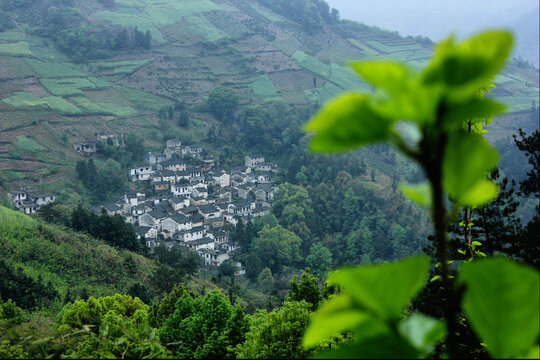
[113,85,173,111]
[70,96,137,117]
[365,40,421,54]
[40,77,99,96]
[329,63,370,91]
[2,91,47,107]
[186,14,228,42]
[93,8,165,43]
[498,96,540,112]
[90,59,154,74]
[347,39,379,58]
[95,0,224,43]
[251,74,278,98]
[0,31,26,41]
[41,96,83,114]
[2,91,82,114]
[292,50,330,78]
[144,0,221,27]
[24,58,86,78]
[13,136,45,153]
[0,41,32,56]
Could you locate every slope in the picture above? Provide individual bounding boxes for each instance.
[0,205,157,299]
[0,0,538,201]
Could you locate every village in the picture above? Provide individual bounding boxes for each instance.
[8,136,280,273]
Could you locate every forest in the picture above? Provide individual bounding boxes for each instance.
[0,0,539,358]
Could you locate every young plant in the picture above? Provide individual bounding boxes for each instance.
[302,30,539,358]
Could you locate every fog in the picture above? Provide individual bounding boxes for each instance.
[325,0,539,66]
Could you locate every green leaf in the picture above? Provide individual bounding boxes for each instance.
[471,241,482,246]
[349,61,415,94]
[399,313,446,354]
[458,257,540,358]
[303,294,372,348]
[304,92,393,152]
[442,132,499,206]
[442,98,506,128]
[525,346,539,359]
[458,179,498,207]
[312,332,420,359]
[327,255,430,320]
[422,31,513,100]
[399,182,432,208]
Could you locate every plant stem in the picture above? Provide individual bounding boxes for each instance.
[430,165,459,358]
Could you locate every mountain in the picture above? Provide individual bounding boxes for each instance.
[0,0,538,202]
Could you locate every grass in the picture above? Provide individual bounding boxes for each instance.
[498,96,539,112]
[14,136,45,153]
[70,96,137,117]
[24,59,86,78]
[0,205,35,225]
[0,205,158,297]
[40,77,97,96]
[26,36,70,62]
[113,85,173,111]
[329,63,370,91]
[90,59,154,75]
[88,77,112,89]
[41,96,83,114]
[142,0,221,27]
[292,50,330,78]
[2,170,27,181]
[247,2,286,22]
[347,39,379,57]
[2,92,47,107]
[93,8,165,43]
[0,41,32,56]
[406,49,432,61]
[0,31,26,41]
[365,40,421,54]
[0,56,35,77]
[186,14,228,42]
[2,92,82,114]
[251,74,278,98]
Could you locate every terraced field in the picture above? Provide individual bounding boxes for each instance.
[0,0,538,201]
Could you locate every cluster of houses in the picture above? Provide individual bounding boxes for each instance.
[6,187,56,215]
[95,139,280,270]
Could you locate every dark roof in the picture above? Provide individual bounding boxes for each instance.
[170,213,190,224]
[234,200,251,207]
[103,203,121,212]
[212,230,227,237]
[198,204,219,214]
[135,226,152,235]
[191,237,213,245]
[191,214,205,223]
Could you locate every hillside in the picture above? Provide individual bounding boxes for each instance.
[0,0,538,202]
[0,205,157,300]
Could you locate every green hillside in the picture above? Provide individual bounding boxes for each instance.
[0,0,538,201]
[0,205,157,299]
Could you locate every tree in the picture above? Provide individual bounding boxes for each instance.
[248,225,302,278]
[287,268,322,309]
[256,267,275,293]
[235,300,312,359]
[305,243,333,277]
[207,86,239,122]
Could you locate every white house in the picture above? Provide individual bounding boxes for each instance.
[245,154,264,168]
[198,248,230,266]
[171,183,192,197]
[130,165,155,181]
